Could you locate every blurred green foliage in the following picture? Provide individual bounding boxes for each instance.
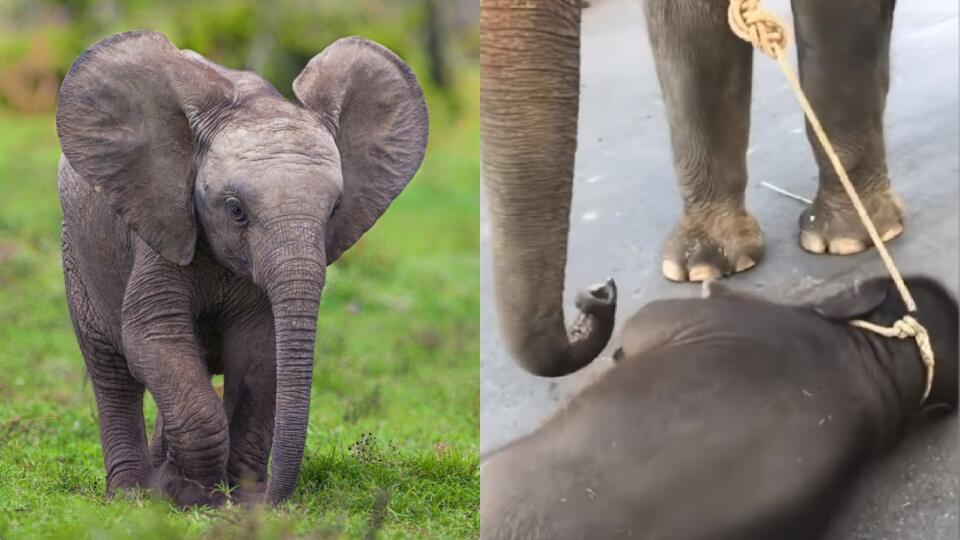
[0,0,478,113]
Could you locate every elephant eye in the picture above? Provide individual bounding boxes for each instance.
[225,197,247,224]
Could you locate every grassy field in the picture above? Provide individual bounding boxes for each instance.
[0,73,479,539]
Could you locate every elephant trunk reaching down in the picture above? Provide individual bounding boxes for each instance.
[481,0,617,376]
[254,231,325,504]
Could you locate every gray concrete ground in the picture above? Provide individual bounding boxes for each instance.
[479,0,959,538]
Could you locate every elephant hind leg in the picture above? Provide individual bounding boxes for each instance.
[644,0,762,282]
[792,0,902,255]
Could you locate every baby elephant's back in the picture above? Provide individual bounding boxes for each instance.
[481,298,876,539]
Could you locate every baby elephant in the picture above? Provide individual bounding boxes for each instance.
[481,276,957,539]
[56,31,427,506]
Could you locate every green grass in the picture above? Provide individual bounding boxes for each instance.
[0,72,479,539]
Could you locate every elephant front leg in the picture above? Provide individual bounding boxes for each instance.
[644,0,762,282]
[122,280,229,506]
[222,304,277,505]
[128,340,229,507]
[792,0,901,254]
[130,339,229,508]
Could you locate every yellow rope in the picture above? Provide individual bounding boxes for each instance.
[728,0,935,402]
[851,317,935,401]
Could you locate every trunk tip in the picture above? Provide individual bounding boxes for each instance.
[576,278,617,314]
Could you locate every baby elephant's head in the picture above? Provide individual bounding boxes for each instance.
[814,276,958,409]
[55,31,428,503]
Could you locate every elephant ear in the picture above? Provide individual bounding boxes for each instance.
[56,31,235,265]
[813,279,890,321]
[293,36,428,263]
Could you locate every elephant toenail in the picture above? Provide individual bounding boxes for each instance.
[881,224,904,242]
[662,260,687,282]
[828,238,866,255]
[800,231,827,253]
[734,256,755,273]
[688,265,721,283]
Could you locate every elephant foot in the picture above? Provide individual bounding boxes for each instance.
[152,460,227,508]
[104,467,152,494]
[226,469,267,506]
[662,209,764,282]
[105,479,150,503]
[799,188,904,255]
[230,482,267,506]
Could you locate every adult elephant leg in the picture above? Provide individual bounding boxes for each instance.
[645,0,762,282]
[481,0,617,377]
[221,298,277,504]
[792,0,901,254]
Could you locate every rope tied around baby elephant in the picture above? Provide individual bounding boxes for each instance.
[851,317,935,401]
[727,0,936,401]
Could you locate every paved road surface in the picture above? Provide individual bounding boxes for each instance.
[479,1,958,538]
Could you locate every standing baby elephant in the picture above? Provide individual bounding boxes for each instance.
[481,276,957,539]
[56,31,428,506]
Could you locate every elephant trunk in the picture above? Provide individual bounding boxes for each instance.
[481,0,617,377]
[254,227,326,504]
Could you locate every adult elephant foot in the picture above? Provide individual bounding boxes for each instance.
[799,188,904,255]
[662,209,764,282]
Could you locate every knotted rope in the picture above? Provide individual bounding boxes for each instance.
[728,0,936,401]
[851,317,935,401]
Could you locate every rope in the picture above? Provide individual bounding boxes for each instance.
[728,0,935,402]
[851,317,935,401]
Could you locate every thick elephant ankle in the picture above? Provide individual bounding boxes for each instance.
[661,210,764,282]
[799,189,904,255]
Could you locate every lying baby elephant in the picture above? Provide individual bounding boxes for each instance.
[481,276,957,539]
[56,31,427,506]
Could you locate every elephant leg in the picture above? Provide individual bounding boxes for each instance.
[132,342,228,508]
[792,0,901,254]
[644,0,762,282]
[222,304,277,504]
[81,339,152,493]
[123,271,229,507]
[63,255,152,494]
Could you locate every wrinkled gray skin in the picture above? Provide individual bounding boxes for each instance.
[480,0,902,376]
[56,31,428,507]
[481,276,958,540]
